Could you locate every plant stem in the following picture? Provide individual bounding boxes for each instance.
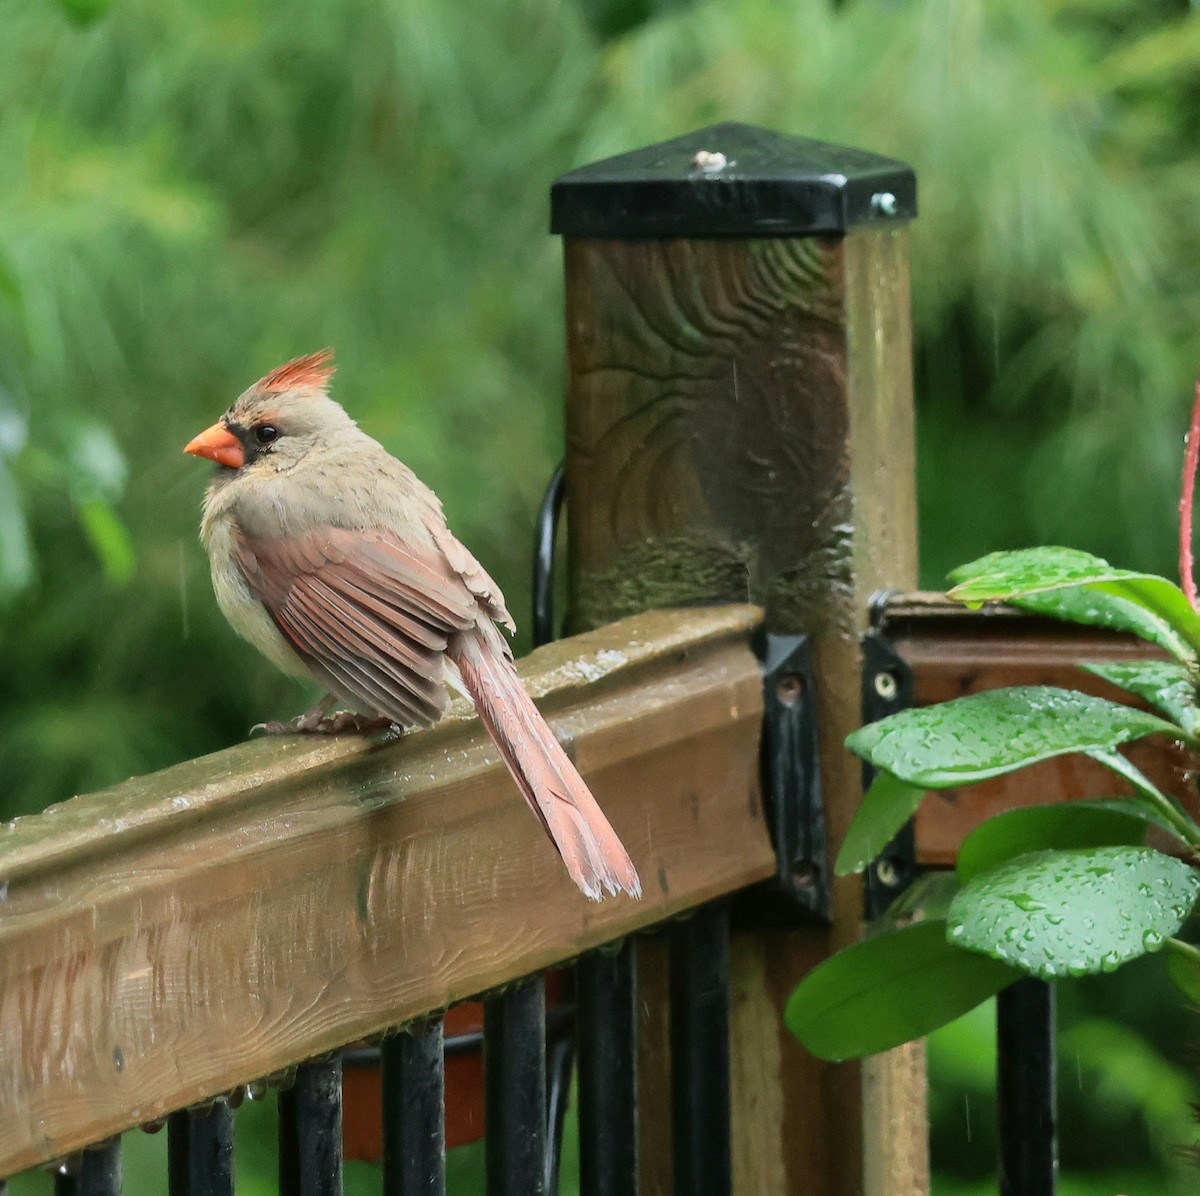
[1165,937,1200,965]
[1179,370,1200,610]
[1094,747,1200,847]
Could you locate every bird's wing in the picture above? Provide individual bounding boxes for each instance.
[424,514,515,635]
[234,525,479,727]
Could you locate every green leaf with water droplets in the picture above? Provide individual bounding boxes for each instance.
[1082,660,1200,739]
[835,770,927,876]
[784,920,1022,1061]
[1015,585,1197,665]
[947,847,1200,980]
[948,547,1137,597]
[947,547,1200,664]
[956,801,1152,883]
[846,686,1178,788]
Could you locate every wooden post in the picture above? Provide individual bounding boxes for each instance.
[554,122,925,1195]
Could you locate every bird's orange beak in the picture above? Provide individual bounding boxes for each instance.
[184,422,245,470]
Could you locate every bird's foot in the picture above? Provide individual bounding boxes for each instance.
[317,711,398,735]
[250,707,397,737]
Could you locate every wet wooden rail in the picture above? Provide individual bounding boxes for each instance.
[884,593,1195,867]
[0,604,772,1177]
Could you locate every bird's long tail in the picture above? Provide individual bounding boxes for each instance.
[448,626,641,901]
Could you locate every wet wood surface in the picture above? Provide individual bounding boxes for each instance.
[564,224,925,1196]
[882,593,1195,866]
[0,605,771,1177]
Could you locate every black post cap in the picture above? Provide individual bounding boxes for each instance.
[551,122,915,239]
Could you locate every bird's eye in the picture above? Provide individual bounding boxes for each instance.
[255,424,279,445]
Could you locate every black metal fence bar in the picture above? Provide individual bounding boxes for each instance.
[382,1019,446,1195]
[76,1139,121,1196]
[484,976,548,1196]
[545,1013,575,1196]
[167,1111,188,1195]
[669,904,732,1196]
[577,943,638,1196]
[279,1057,344,1196]
[997,978,1057,1196]
[167,1101,234,1196]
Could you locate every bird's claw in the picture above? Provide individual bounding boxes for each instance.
[250,719,295,736]
[320,711,397,734]
[250,711,398,737]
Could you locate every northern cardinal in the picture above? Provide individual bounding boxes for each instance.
[184,350,640,901]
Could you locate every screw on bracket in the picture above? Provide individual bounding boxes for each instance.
[861,630,916,919]
[871,191,899,217]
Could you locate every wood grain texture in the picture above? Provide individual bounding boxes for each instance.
[0,606,771,1177]
[837,227,926,1196]
[883,593,1194,866]
[564,234,849,635]
[564,226,925,1196]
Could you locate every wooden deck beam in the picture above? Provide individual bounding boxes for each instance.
[0,605,771,1176]
[881,593,1194,867]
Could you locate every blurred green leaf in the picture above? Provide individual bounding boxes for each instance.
[846,686,1178,787]
[56,0,114,26]
[0,459,34,597]
[947,847,1200,979]
[1060,1015,1200,1182]
[1164,938,1200,1007]
[784,920,1022,1062]
[956,800,1152,883]
[0,398,27,458]
[61,419,128,504]
[835,770,927,877]
[1098,14,1200,90]
[0,251,21,304]
[76,499,135,583]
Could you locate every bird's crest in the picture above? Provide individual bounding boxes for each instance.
[256,349,336,395]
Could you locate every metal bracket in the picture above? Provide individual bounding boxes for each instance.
[532,463,566,650]
[861,628,916,919]
[757,633,830,923]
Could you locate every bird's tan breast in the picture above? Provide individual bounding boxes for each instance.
[201,510,311,680]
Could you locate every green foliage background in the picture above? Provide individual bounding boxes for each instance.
[3,0,1200,1190]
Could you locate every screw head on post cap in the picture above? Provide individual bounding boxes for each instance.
[551,122,916,239]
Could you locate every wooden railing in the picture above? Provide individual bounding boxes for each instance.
[0,605,769,1178]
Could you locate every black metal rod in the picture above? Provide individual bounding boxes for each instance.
[382,1019,446,1195]
[545,1022,575,1195]
[532,463,566,649]
[168,1102,234,1196]
[484,976,548,1196]
[997,978,1057,1196]
[279,1057,344,1196]
[670,904,731,1196]
[76,1139,121,1196]
[168,1110,190,1196]
[577,943,638,1196]
[53,1167,77,1196]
